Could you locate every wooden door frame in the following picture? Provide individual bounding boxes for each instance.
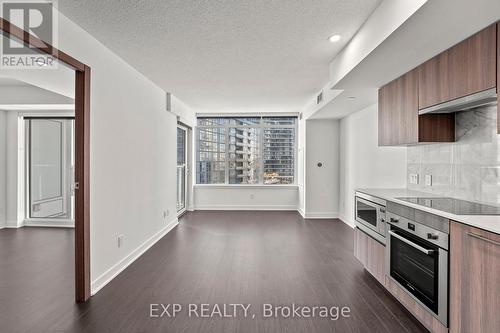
[1,18,91,302]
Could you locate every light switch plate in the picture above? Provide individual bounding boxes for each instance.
[425,174,432,186]
[409,174,419,184]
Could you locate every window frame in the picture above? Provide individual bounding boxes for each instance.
[176,125,188,214]
[196,116,298,185]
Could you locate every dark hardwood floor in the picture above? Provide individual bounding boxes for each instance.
[0,211,428,333]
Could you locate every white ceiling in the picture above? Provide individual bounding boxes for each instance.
[311,0,500,119]
[0,33,76,98]
[0,75,74,109]
[58,0,382,112]
[0,77,28,86]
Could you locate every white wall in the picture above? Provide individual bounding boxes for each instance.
[47,13,180,293]
[171,95,196,127]
[193,185,298,210]
[329,0,428,86]
[0,111,6,229]
[339,104,407,226]
[5,112,23,228]
[304,119,340,218]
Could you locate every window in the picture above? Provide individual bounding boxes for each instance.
[196,116,297,185]
[177,126,187,212]
[26,118,75,219]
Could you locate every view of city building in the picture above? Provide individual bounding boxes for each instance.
[196,117,296,185]
[228,127,260,184]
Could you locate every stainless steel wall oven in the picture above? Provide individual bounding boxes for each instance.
[386,204,449,327]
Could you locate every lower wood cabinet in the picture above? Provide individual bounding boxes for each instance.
[449,222,500,333]
[353,227,385,285]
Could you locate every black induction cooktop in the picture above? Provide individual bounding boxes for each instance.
[396,197,500,215]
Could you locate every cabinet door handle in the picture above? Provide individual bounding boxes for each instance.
[466,232,500,247]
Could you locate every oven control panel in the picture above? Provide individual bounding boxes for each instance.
[386,212,449,250]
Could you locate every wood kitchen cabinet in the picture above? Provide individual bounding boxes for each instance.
[378,69,455,146]
[418,24,497,110]
[378,23,499,146]
[353,228,385,285]
[449,222,500,333]
[378,69,417,145]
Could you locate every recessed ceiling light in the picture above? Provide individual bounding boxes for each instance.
[328,34,341,43]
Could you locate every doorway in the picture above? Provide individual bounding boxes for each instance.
[0,18,91,302]
[177,126,188,215]
[25,117,75,222]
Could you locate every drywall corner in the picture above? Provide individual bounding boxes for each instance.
[338,104,407,225]
[304,119,341,217]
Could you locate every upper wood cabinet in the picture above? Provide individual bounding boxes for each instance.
[419,24,497,110]
[378,69,455,146]
[449,222,500,333]
[378,69,417,145]
[379,22,498,145]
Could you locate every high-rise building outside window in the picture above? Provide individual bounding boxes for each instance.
[196,116,297,185]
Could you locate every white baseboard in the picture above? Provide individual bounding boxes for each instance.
[301,211,339,219]
[193,206,338,219]
[5,220,21,228]
[23,220,75,228]
[297,206,305,218]
[91,218,179,296]
[194,204,297,211]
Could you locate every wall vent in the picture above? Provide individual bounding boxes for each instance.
[316,90,323,104]
[166,92,172,112]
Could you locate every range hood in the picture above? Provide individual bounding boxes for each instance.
[419,88,497,115]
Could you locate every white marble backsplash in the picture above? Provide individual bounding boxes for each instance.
[407,104,500,205]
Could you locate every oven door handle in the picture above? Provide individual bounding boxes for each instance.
[389,230,436,255]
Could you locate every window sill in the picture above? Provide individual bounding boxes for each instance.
[193,184,299,190]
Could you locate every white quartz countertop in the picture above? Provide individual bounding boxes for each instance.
[356,188,500,235]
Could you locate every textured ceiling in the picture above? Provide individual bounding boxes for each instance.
[58,0,381,112]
